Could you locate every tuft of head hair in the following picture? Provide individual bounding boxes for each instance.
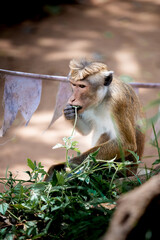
[69,59,108,81]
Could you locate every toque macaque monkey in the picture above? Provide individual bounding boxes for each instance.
[45,59,145,181]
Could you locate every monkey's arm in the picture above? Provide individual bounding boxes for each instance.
[44,138,125,181]
[69,137,137,166]
[64,104,92,135]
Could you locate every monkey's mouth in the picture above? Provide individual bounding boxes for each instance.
[73,105,82,112]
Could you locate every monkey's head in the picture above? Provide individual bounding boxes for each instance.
[68,59,113,113]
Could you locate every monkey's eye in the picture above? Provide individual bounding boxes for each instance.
[79,84,86,88]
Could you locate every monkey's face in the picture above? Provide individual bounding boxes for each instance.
[68,78,109,113]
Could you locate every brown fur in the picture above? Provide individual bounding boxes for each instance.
[44,59,145,181]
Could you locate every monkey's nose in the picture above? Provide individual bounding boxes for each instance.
[68,96,76,104]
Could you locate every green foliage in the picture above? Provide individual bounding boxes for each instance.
[151,123,160,166]
[0,155,141,240]
[146,93,160,166]
[0,202,9,215]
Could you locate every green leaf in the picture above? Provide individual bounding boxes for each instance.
[127,150,139,161]
[0,227,7,235]
[12,203,27,210]
[31,182,46,191]
[71,141,78,147]
[85,176,90,184]
[88,189,97,197]
[89,148,100,163]
[38,169,47,175]
[152,159,160,165]
[51,205,62,212]
[38,162,44,168]
[90,148,100,157]
[71,147,81,153]
[45,219,52,232]
[26,221,36,227]
[25,170,31,178]
[27,159,35,170]
[41,205,48,211]
[0,202,9,215]
[30,193,39,202]
[21,203,31,209]
[56,172,65,185]
[40,195,48,203]
[4,233,14,240]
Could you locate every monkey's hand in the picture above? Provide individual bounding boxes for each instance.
[64,104,76,120]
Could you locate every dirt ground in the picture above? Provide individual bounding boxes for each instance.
[0,0,160,187]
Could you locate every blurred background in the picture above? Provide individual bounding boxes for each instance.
[0,0,160,184]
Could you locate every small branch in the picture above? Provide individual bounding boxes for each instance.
[7,209,20,222]
[0,178,35,183]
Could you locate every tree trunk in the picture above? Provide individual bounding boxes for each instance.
[103,175,160,240]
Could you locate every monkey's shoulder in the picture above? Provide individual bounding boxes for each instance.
[111,78,138,99]
[109,79,141,109]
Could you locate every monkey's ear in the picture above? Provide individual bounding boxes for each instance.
[104,71,114,86]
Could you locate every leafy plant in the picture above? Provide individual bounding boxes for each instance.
[0,153,142,240]
[145,93,160,166]
[151,122,160,166]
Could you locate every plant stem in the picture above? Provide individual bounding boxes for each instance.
[109,168,119,190]
[7,209,20,222]
[66,106,78,169]
[126,168,142,184]
[152,122,160,159]
[92,167,111,173]
[71,107,78,137]
[0,178,35,183]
